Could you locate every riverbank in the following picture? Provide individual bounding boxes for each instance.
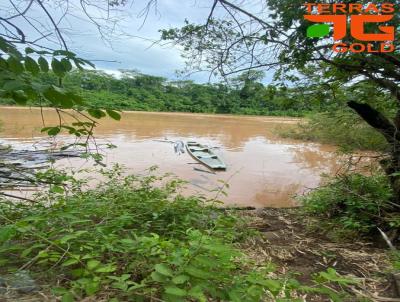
[0,105,302,124]
[0,69,319,118]
[242,207,395,301]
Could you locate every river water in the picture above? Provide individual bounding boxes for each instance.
[0,107,340,207]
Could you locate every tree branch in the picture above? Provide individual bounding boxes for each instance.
[35,0,68,50]
[347,101,398,144]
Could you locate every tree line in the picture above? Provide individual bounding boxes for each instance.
[0,69,342,117]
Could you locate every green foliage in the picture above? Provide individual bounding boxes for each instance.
[302,268,359,302]
[0,38,121,143]
[280,110,388,152]
[0,69,336,117]
[388,251,400,278]
[0,166,357,301]
[277,79,395,151]
[0,167,259,300]
[300,172,395,237]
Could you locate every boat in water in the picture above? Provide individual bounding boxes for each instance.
[186,141,226,170]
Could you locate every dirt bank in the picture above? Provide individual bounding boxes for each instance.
[240,208,396,302]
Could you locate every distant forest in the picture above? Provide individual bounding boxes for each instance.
[0,69,337,116]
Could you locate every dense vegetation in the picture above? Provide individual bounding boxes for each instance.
[278,79,395,152]
[0,69,337,117]
[301,172,396,238]
[0,167,358,301]
[280,111,388,152]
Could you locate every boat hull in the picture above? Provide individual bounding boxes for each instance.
[186,142,226,170]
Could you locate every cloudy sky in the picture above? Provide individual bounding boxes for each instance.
[0,0,219,82]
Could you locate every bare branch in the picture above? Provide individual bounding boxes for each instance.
[35,0,68,50]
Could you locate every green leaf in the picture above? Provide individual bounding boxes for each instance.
[184,266,209,279]
[0,225,15,243]
[172,275,190,285]
[51,58,65,77]
[87,259,101,270]
[37,250,49,258]
[7,56,24,74]
[71,268,85,278]
[61,125,77,134]
[24,56,40,75]
[316,268,358,285]
[38,57,49,72]
[60,98,74,109]
[68,93,85,106]
[53,50,77,57]
[46,127,61,136]
[164,286,187,297]
[0,38,21,57]
[95,264,116,273]
[21,243,46,257]
[0,57,7,69]
[50,185,64,194]
[229,291,243,302]
[25,47,35,54]
[188,286,207,302]
[258,279,281,293]
[151,271,168,282]
[154,263,173,277]
[62,258,79,267]
[35,50,51,55]
[76,57,95,68]
[61,292,74,302]
[307,24,330,38]
[0,37,11,53]
[84,280,99,296]
[43,86,73,108]
[12,90,28,105]
[87,108,106,119]
[106,109,121,121]
[61,58,73,72]
[52,286,68,296]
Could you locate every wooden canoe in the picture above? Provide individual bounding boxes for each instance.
[186,141,226,170]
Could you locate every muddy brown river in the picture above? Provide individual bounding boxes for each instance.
[0,107,341,207]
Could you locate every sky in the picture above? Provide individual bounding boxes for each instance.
[0,0,218,82]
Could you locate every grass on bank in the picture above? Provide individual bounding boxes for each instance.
[0,166,361,302]
[279,110,388,152]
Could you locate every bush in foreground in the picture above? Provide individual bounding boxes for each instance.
[300,172,399,240]
[0,167,359,301]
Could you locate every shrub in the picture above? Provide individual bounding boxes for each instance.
[300,172,396,237]
[0,167,361,301]
[0,168,285,301]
